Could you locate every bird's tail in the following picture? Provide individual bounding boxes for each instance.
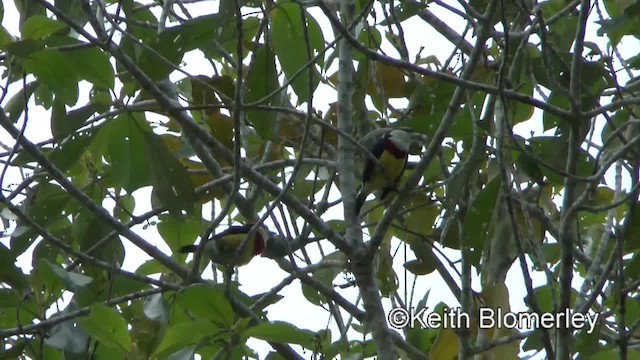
[179,244,197,254]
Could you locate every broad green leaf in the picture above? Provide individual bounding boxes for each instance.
[153,320,220,357]
[271,2,322,104]
[402,193,440,275]
[5,38,44,57]
[375,242,398,297]
[143,293,169,323]
[157,213,203,252]
[130,317,164,356]
[70,46,115,89]
[144,133,197,217]
[136,259,164,276]
[590,349,640,360]
[102,113,152,192]
[218,16,261,56]
[41,259,93,291]
[114,193,136,222]
[51,102,97,142]
[528,136,597,190]
[22,48,79,105]
[9,183,74,256]
[463,178,500,264]
[380,0,428,26]
[14,0,46,31]
[161,14,223,54]
[54,0,88,27]
[48,130,97,172]
[245,44,280,139]
[45,310,89,353]
[243,321,316,350]
[0,243,31,295]
[4,80,39,123]
[176,285,234,327]
[301,251,347,305]
[509,80,534,124]
[79,304,133,352]
[21,15,68,40]
[624,202,640,252]
[73,209,125,266]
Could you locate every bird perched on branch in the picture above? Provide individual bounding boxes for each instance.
[179,223,269,267]
[355,128,413,215]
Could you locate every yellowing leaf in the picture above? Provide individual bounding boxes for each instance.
[206,112,234,148]
[404,193,439,240]
[373,61,407,98]
[180,159,225,203]
[429,326,458,360]
[278,115,304,141]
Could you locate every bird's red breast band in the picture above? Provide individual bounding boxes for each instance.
[254,232,266,255]
[384,139,408,158]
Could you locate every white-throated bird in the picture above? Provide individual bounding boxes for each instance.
[355,129,413,215]
[179,223,269,267]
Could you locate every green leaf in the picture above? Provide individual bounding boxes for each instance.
[22,48,79,105]
[624,203,640,252]
[10,183,74,256]
[51,102,97,142]
[176,285,234,327]
[157,213,203,252]
[54,0,88,28]
[243,321,316,350]
[245,44,281,140]
[5,38,45,57]
[45,307,90,353]
[462,178,501,264]
[41,259,93,291]
[143,293,169,323]
[218,16,261,56]
[119,14,186,82]
[4,81,39,123]
[144,133,197,217]
[354,27,381,63]
[114,193,136,222]
[162,14,223,54]
[70,46,115,89]
[102,113,152,192]
[509,80,534,124]
[301,251,347,305]
[48,130,97,172]
[270,2,322,104]
[136,259,164,276]
[72,209,125,266]
[21,15,68,39]
[380,0,428,26]
[0,243,31,295]
[528,136,597,189]
[376,243,398,297]
[153,320,220,357]
[79,304,132,352]
[590,349,640,360]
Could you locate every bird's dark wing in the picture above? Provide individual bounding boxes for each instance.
[362,138,387,183]
[179,244,198,253]
[211,225,254,240]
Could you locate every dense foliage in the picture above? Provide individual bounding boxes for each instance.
[0,0,639,359]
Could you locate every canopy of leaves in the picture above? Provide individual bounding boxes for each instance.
[0,0,639,359]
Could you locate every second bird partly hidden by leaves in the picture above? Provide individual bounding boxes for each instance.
[180,223,269,267]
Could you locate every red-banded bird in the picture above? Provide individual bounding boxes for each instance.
[355,129,412,215]
[179,224,269,267]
